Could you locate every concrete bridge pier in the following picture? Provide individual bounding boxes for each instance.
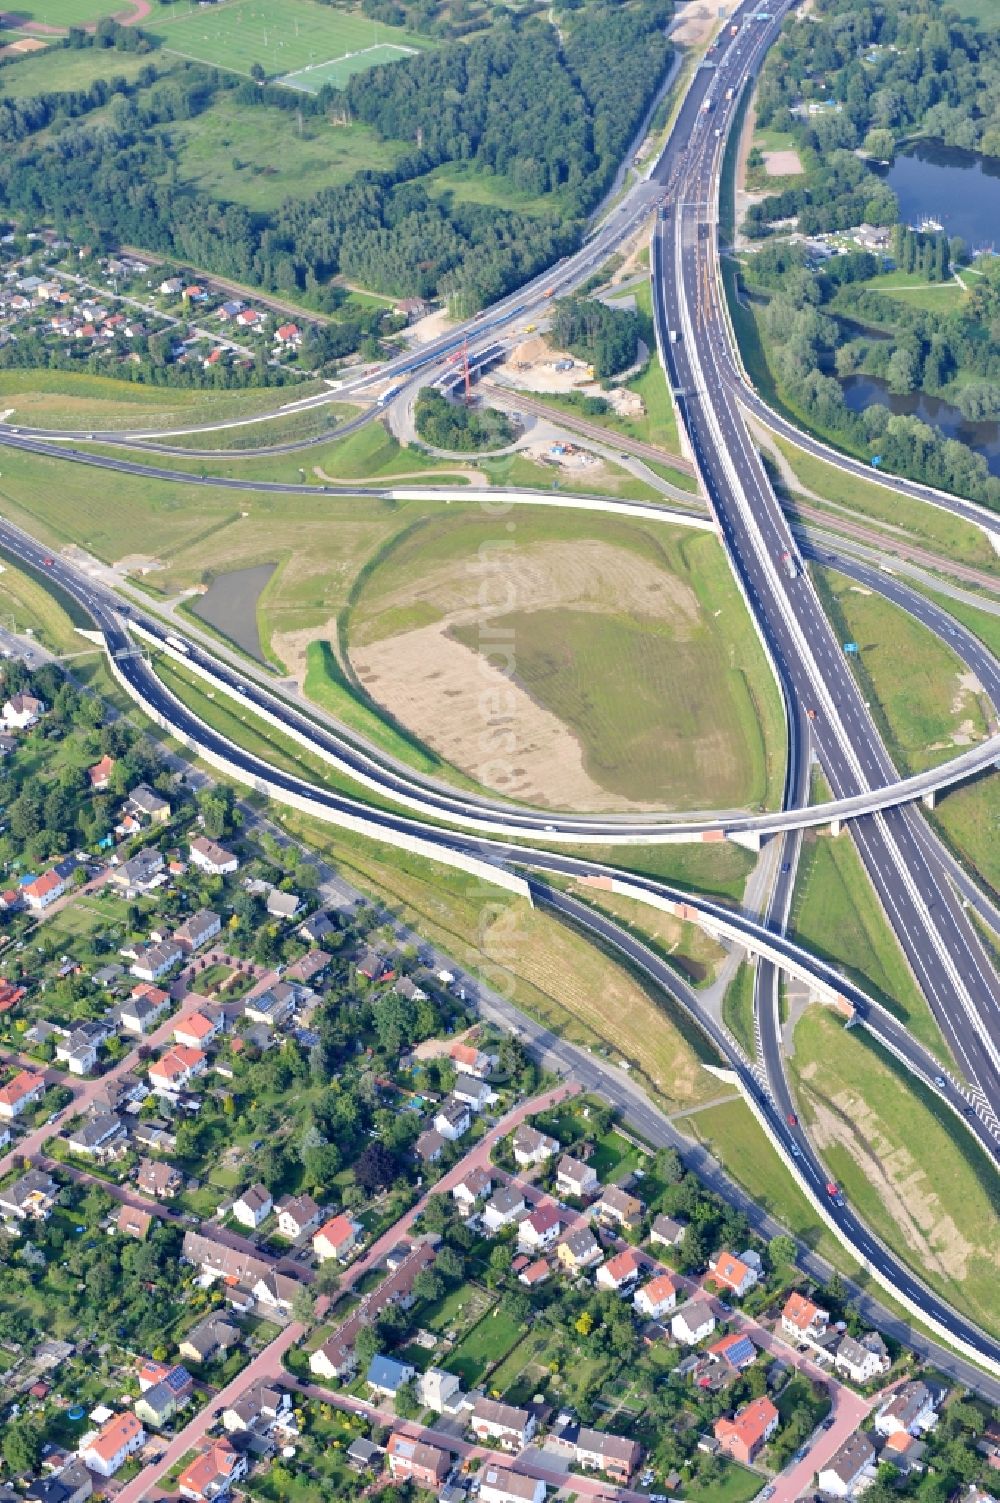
[726,829,766,853]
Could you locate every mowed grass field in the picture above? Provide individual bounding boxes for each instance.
[790,823,950,1060]
[147,0,430,82]
[812,565,991,776]
[0,369,327,430]
[348,511,787,812]
[274,807,723,1114]
[159,95,405,210]
[0,0,117,29]
[788,1008,1000,1338]
[772,432,995,570]
[0,44,158,94]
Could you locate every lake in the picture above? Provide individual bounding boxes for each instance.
[878,140,1000,250]
[191,563,276,662]
[841,375,1000,477]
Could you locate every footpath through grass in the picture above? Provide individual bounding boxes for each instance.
[790,825,951,1062]
[788,1008,1000,1340]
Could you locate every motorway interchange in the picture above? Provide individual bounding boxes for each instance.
[1,0,999,1385]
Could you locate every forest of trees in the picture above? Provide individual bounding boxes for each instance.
[734,0,1000,504]
[549,293,640,377]
[744,248,1000,507]
[745,0,1000,238]
[0,2,672,319]
[414,387,515,450]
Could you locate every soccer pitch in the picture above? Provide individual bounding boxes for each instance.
[150,0,427,82]
[280,40,416,91]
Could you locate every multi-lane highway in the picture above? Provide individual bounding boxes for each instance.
[647,4,1000,1124]
[1,0,998,1381]
[4,513,998,1373]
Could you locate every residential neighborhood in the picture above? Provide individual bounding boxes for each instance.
[0,649,995,1503]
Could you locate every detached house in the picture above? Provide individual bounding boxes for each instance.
[89,753,116,789]
[782,1291,829,1343]
[452,1165,492,1213]
[817,1431,877,1498]
[174,1009,222,1050]
[708,1250,759,1299]
[671,1299,716,1345]
[127,783,171,825]
[386,1433,449,1488]
[78,1411,145,1477]
[482,1185,526,1233]
[189,836,238,876]
[0,1068,45,1120]
[557,1154,599,1198]
[313,1214,362,1264]
[556,1226,602,1272]
[646,1214,685,1250]
[452,1072,490,1110]
[434,1097,471,1141]
[110,848,165,896]
[714,1397,779,1464]
[178,1438,248,1502]
[276,1193,321,1240]
[518,1203,563,1251]
[366,1354,415,1398]
[479,1467,545,1503]
[137,1158,182,1198]
[875,1381,938,1438]
[596,1246,643,1293]
[709,1332,758,1371]
[512,1123,558,1167]
[595,1184,643,1229]
[130,939,183,983]
[174,909,221,953]
[232,1182,273,1229]
[835,1332,891,1385]
[3,692,45,729]
[634,1272,679,1320]
[575,1427,642,1484]
[148,1044,206,1094]
[120,984,171,1035]
[450,1039,498,1078]
[23,868,65,911]
[67,1111,126,1162]
[0,1168,58,1222]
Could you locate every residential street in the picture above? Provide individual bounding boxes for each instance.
[0,1004,181,1181]
[114,1084,575,1501]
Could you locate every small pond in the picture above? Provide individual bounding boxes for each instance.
[841,374,1000,477]
[190,563,276,663]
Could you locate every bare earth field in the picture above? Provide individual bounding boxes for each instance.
[347,514,784,812]
[763,148,803,176]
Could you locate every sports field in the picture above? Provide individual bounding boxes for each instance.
[148,0,428,84]
[0,0,125,29]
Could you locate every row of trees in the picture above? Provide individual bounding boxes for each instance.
[892,222,951,281]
